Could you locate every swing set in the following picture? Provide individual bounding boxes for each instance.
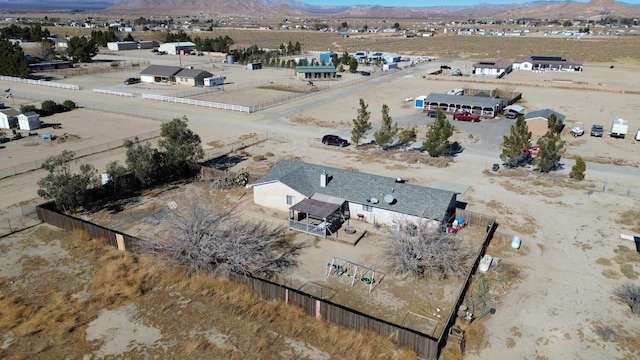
[325,256,385,294]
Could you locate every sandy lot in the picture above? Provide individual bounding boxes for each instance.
[1,50,640,359]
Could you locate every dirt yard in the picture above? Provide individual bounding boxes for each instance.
[1,36,640,359]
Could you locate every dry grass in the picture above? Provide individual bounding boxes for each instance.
[0,226,417,359]
[602,268,621,280]
[289,114,342,128]
[618,210,640,234]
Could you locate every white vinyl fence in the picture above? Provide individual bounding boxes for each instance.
[93,89,134,97]
[0,76,80,90]
[142,93,253,113]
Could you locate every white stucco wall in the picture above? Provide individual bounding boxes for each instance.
[347,202,422,227]
[253,182,307,213]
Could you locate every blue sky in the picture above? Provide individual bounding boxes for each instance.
[303,0,640,6]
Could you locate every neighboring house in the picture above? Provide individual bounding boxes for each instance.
[0,108,19,129]
[295,66,337,80]
[524,109,566,136]
[472,59,513,77]
[249,160,458,238]
[17,112,40,130]
[175,68,213,86]
[158,41,196,55]
[422,93,504,118]
[513,55,583,72]
[139,65,183,83]
[382,53,402,64]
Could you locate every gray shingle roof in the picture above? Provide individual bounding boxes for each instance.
[252,160,458,221]
[139,65,182,77]
[175,68,212,78]
[525,109,565,123]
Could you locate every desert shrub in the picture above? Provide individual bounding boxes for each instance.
[620,264,638,280]
[62,99,76,110]
[40,100,61,115]
[264,152,274,157]
[253,154,267,161]
[20,104,37,113]
[613,282,640,314]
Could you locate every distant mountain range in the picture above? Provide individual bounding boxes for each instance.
[1,0,639,19]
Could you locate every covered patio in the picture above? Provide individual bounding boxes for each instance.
[288,195,346,238]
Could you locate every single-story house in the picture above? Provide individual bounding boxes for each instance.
[422,93,504,118]
[524,109,566,136]
[175,68,213,86]
[295,66,337,80]
[472,59,513,77]
[513,55,583,72]
[139,65,183,83]
[0,108,19,129]
[382,53,402,64]
[249,160,459,238]
[158,41,196,55]
[17,111,40,130]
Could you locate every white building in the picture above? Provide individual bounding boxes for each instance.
[158,41,197,55]
[17,112,40,131]
[107,41,138,51]
[0,108,19,129]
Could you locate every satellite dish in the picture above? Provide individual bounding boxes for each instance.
[370,197,379,204]
[384,194,394,204]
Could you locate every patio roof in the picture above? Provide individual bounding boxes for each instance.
[290,198,342,219]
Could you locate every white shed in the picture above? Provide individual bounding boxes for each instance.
[107,41,138,51]
[0,108,19,129]
[158,42,196,55]
[18,111,40,130]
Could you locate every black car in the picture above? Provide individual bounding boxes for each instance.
[440,65,451,70]
[590,124,604,137]
[322,135,349,147]
[427,110,437,118]
[0,137,9,143]
[359,71,371,76]
[124,77,140,85]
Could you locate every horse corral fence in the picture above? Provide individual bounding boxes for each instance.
[34,198,497,360]
[0,75,80,90]
[93,89,134,97]
[142,93,255,113]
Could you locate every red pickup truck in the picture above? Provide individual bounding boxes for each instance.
[453,111,480,122]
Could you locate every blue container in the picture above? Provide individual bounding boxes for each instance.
[511,235,521,249]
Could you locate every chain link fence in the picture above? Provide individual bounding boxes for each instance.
[0,130,160,180]
[0,204,42,237]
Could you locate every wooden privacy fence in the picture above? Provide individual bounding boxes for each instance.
[231,273,440,359]
[35,199,497,360]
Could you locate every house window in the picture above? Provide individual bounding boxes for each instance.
[181,77,188,82]
[286,195,295,205]
[362,204,372,212]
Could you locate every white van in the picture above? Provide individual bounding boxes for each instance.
[635,128,640,141]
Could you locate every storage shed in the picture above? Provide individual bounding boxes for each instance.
[0,108,19,129]
[319,52,337,65]
[17,112,40,130]
[107,41,138,51]
[295,66,337,80]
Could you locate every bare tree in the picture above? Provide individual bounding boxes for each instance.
[161,195,305,279]
[613,282,640,314]
[382,218,473,279]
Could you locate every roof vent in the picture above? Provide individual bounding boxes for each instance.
[384,194,395,204]
[370,197,379,204]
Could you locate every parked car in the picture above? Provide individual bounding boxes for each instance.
[440,65,451,70]
[124,77,140,85]
[427,110,437,118]
[359,71,371,76]
[570,122,585,137]
[0,136,10,143]
[453,111,480,122]
[526,146,540,156]
[322,135,349,147]
[590,124,604,137]
[11,133,22,141]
